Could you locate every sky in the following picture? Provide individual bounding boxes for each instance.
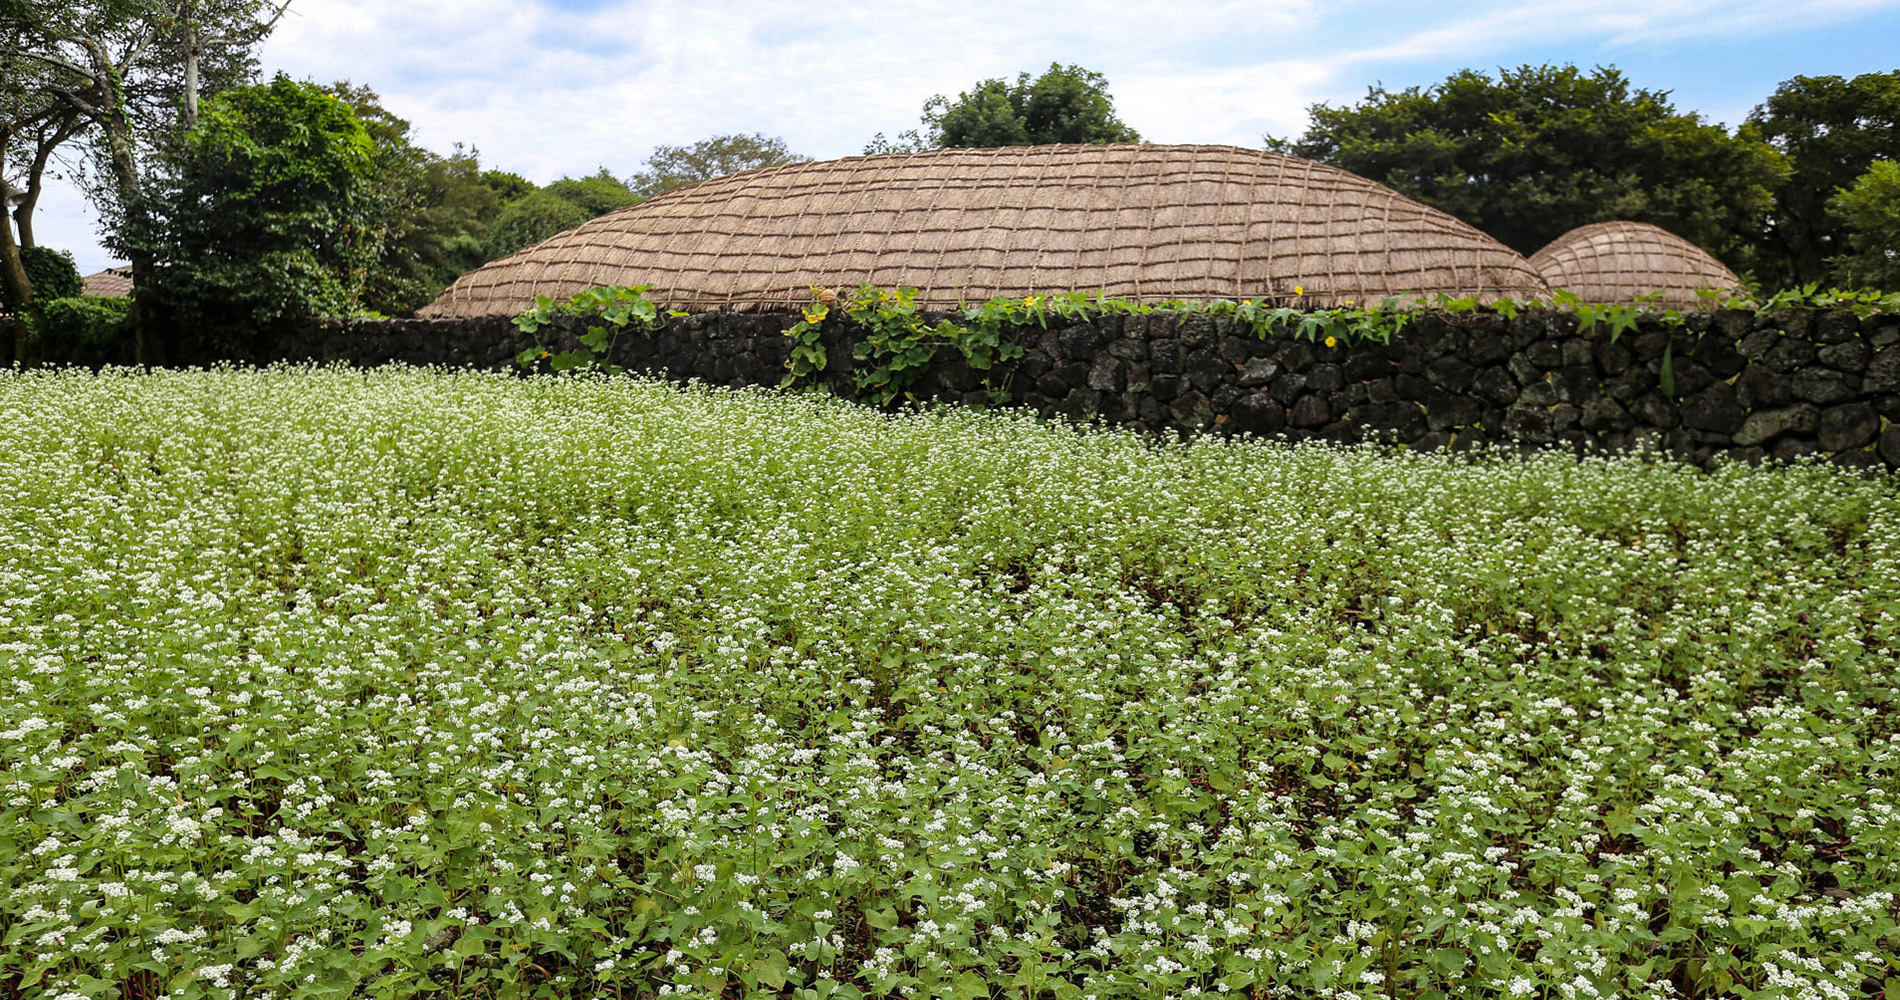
[30,0,1900,277]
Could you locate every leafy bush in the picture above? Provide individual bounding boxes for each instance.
[1829,159,1900,291]
[0,246,84,311]
[24,294,131,363]
[1,368,1896,999]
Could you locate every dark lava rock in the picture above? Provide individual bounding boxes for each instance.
[1816,403,1879,452]
[1580,397,1632,432]
[1290,394,1332,428]
[1230,393,1286,436]
[1790,370,1855,405]
[1473,366,1520,406]
[1425,355,1476,393]
[1306,363,1345,393]
[1881,425,1900,467]
[1734,364,1792,409]
[1628,393,1679,429]
[1680,384,1746,434]
[1864,346,1900,394]
[1817,338,1871,372]
[1426,391,1482,431]
[1763,337,1816,372]
[1732,404,1820,447]
[1502,405,1554,443]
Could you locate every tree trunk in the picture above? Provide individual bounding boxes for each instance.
[0,142,32,363]
[182,15,200,130]
[85,36,165,366]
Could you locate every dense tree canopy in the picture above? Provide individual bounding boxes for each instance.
[134,73,377,356]
[868,63,1142,152]
[482,171,636,261]
[629,133,806,199]
[1749,71,1900,289]
[1828,159,1900,290]
[1273,65,1784,271]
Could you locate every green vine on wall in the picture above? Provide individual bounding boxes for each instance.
[514,282,1900,395]
[511,284,673,374]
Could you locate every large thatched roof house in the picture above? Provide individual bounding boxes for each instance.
[421,144,1549,318]
[1529,222,1743,309]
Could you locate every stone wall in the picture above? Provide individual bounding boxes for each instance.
[271,307,1900,469]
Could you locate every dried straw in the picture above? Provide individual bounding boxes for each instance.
[1529,222,1741,309]
[422,144,1550,318]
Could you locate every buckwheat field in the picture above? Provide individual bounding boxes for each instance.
[1,366,1896,1000]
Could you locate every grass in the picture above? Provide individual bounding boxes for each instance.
[0,365,1896,1000]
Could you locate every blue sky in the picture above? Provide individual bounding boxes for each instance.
[34,0,1900,277]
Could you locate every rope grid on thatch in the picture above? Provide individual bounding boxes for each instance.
[421,144,1551,318]
[1529,221,1742,310]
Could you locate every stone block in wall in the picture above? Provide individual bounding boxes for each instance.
[1366,377,1397,403]
[1088,355,1126,393]
[1762,337,1816,372]
[1502,406,1554,443]
[1628,393,1678,430]
[1467,327,1515,366]
[1772,436,1820,462]
[1593,339,1633,374]
[1277,340,1317,372]
[1817,403,1879,452]
[1306,363,1344,393]
[1815,311,1861,343]
[1507,352,1542,385]
[1290,395,1331,428]
[1108,338,1148,361]
[1124,362,1151,393]
[1150,339,1183,374]
[1790,369,1855,405]
[1524,339,1565,369]
[1395,374,1433,402]
[1519,380,1559,407]
[1734,364,1792,409]
[1881,425,1900,467]
[1473,367,1519,406]
[1060,326,1108,359]
[1737,329,1779,359]
[1238,357,1279,387]
[1171,390,1215,430]
[1209,384,1245,414]
[1552,366,1600,404]
[1185,349,1228,392]
[1602,368,1657,402]
[1230,393,1284,436]
[1628,330,1671,363]
[1760,309,1813,337]
[1691,335,1747,378]
[1861,346,1900,393]
[1218,336,1250,366]
[1267,373,1305,404]
[1680,384,1745,434]
[1552,404,1583,434]
[1714,309,1754,338]
[1354,401,1426,442]
[1426,391,1481,431]
[1817,339,1871,372]
[1580,398,1633,432]
[1832,450,1883,470]
[1561,338,1594,368]
[1732,404,1820,447]
[1425,355,1476,393]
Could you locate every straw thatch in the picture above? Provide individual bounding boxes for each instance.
[81,267,133,298]
[1529,222,1742,309]
[421,144,1549,318]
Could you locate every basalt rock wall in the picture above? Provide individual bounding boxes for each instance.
[270,307,1900,469]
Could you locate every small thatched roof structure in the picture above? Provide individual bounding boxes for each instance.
[81,267,133,298]
[1529,222,1741,309]
[422,144,1548,317]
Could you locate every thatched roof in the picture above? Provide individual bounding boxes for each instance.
[82,267,133,298]
[421,144,1549,318]
[1529,222,1741,309]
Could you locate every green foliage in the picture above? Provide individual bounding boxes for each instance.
[893,63,1143,150]
[481,168,534,204]
[0,245,82,311]
[542,168,639,216]
[1750,71,1900,289]
[137,73,378,357]
[512,283,665,373]
[1827,159,1900,291]
[1275,64,1783,267]
[629,133,808,199]
[20,293,130,363]
[2,366,1898,1000]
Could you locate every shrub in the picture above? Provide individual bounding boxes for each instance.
[0,246,84,311]
[25,295,132,365]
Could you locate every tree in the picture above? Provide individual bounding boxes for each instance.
[2,0,291,361]
[870,63,1142,152]
[1749,71,1900,289]
[629,133,808,198]
[543,169,639,215]
[134,74,377,359]
[1273,64,1784,269]
[1828,160,1900,290]
[481,171,637,261]
[484,188,592,261]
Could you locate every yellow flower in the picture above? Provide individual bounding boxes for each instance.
[1324,336,1337,348]
[1294,285,1304,296]
[1024,295,1039,307]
